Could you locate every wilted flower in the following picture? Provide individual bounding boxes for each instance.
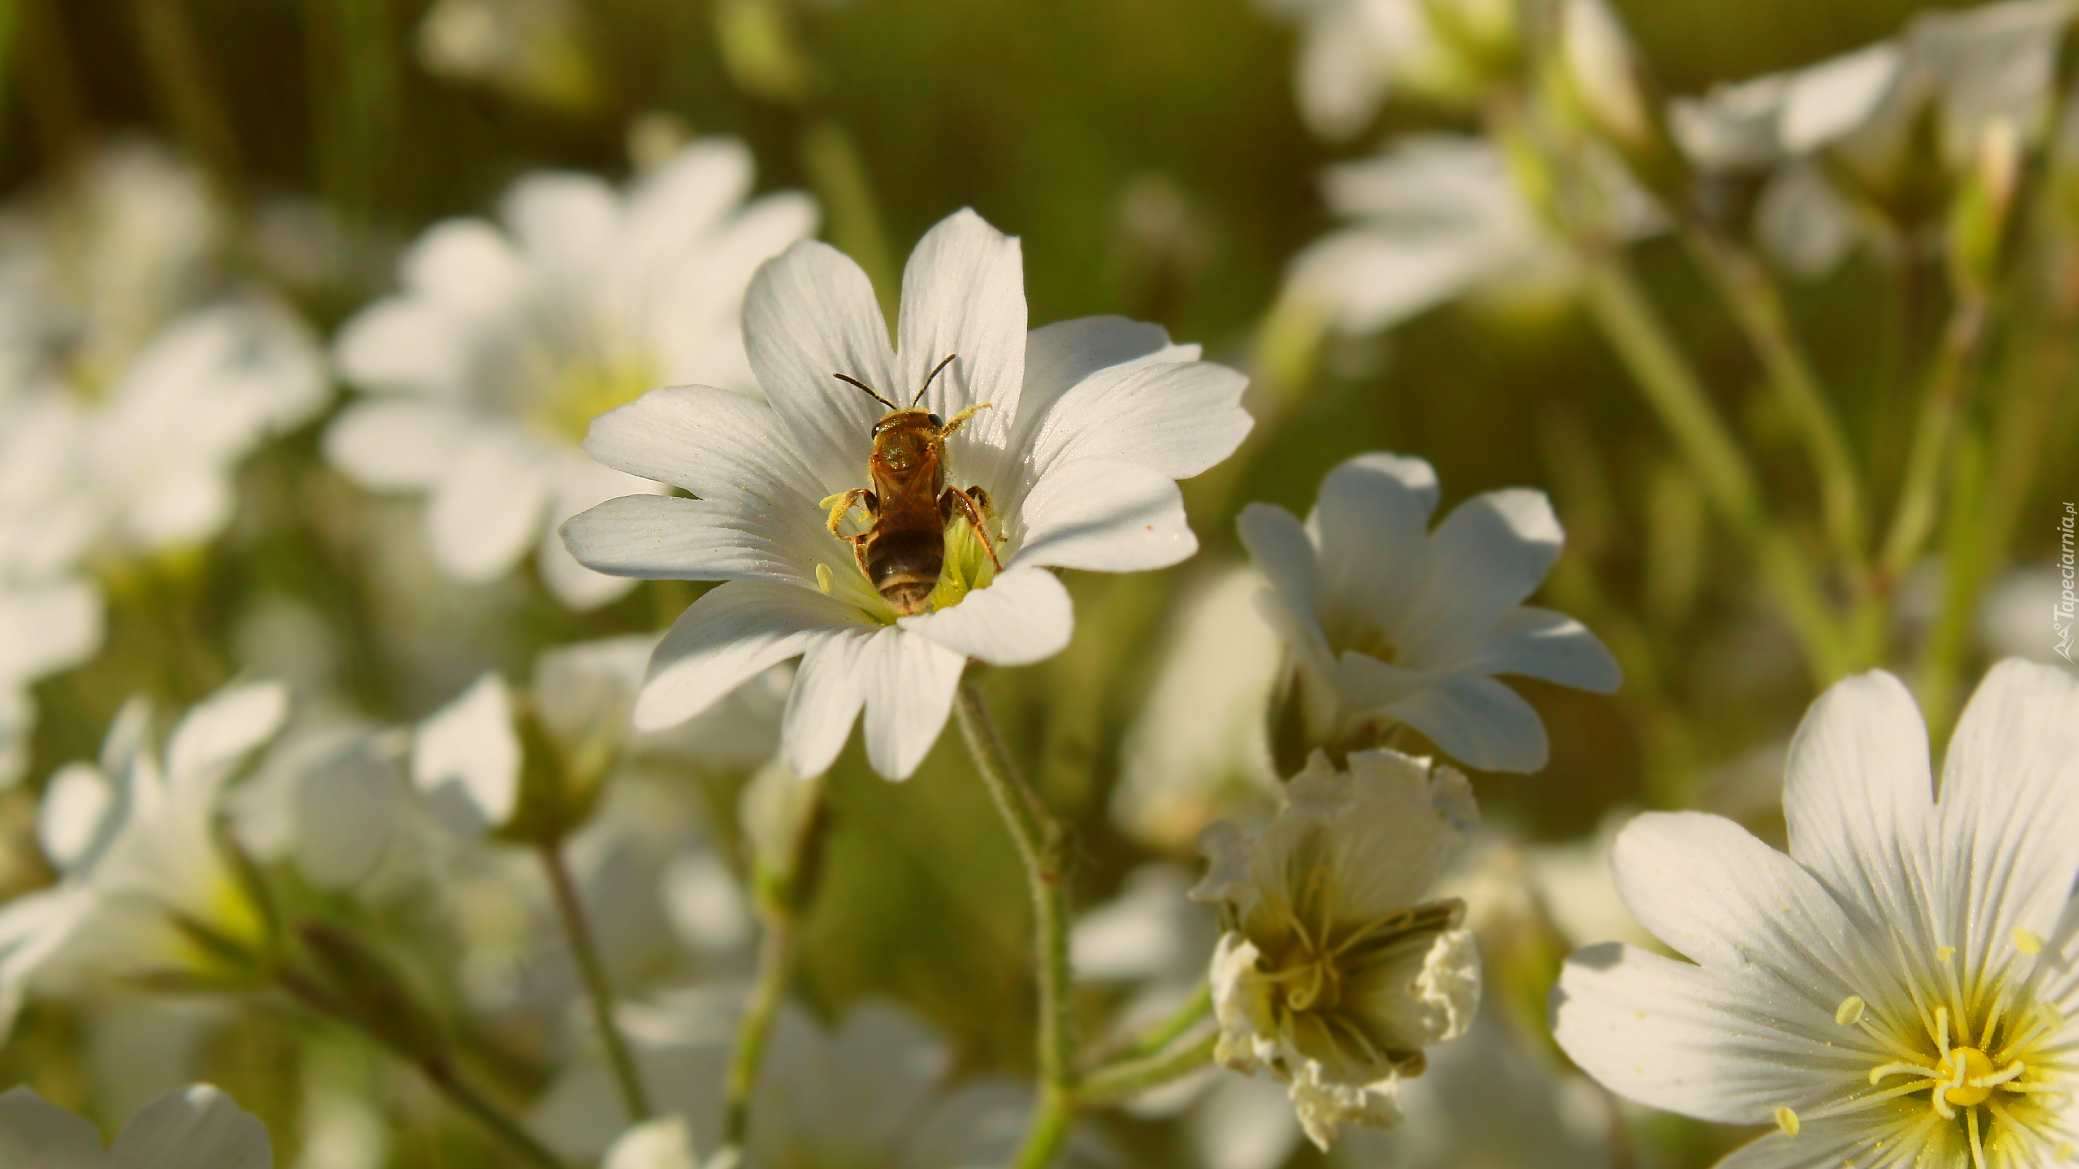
[561,209,1251,779]
[1192,748,1481,1149]
[1240,452,1619,773]
[0,682,288,1039]
[1281,136,1659,338]
[0,1082,272,1168]
[1554,660,2079,1165]
[1258,0,1519,138]
[327,140,817,609]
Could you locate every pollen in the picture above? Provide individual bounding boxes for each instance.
[1835,995,1865,1027]
[815,564,834,595]
[2015,928,2043,956]
[1937,1047,1998,1107]
[1774,1106,1799,1136]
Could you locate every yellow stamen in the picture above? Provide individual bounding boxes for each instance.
[1774,1106,1800,1136]
[1937,1047,1998,1108]
[2015,928,2044,956]
[815,564,834,595]
[1836,995,1866,1027]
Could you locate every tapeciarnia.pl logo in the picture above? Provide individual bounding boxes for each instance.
[2058,502,2075,663]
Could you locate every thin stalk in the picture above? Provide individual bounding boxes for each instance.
[954,679,1077,1169]
[720,920,792,1153]
[132,0,243,203]
[1091,983,1211,1067]
[275,968,564,1169]
[538,841,652,1123]
[1076,1031,1219,1105]
[1879,295,1990,581]
[1682,224,1866,571]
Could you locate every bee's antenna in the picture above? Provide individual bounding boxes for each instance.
[911,353,958,407]
[833,372,899,411]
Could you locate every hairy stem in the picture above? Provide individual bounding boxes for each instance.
[539,841,652,1123]
[1077,1031,1219,1105]
[721,919,792,1153]
[1092,983,1212,1067]
[955,679,1077,1169]
[276,967,564,1168]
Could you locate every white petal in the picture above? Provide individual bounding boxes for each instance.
[1013,458,1197,573]
[0,1086,104,1169]
[323,398,472,491]
[582,383,820,503]
[625,139,754,247]
[1779,670,1938,940]
[1610,812,1889,1010]
[634,580,863,732]
[1711,1117,1908,1169]
[411,672,519,834]
[292,734,404,889]
[858,630,966,780]
[105,1084,271,1169]
[427,430,553,583]
[742,239,896,493]
[166,681,290,795]
[38,763,115,874]
[1310,452,1438,631]
[1552,943,1841,1126]
[1934,659,2079,949]
[1236,503,1331,663]
[0,581,102,685]
[1779,42,1905,153]
[781,627,876,778]
[330,296,486,401]
[1015,316,1189,451]
[602,1116,698,1169]
[499,171,619,285]
[400,217,528,317]
[899,567,1071,666]
[1030,358,1251,482]
[560,494,812,585]
[537,518,640,612]
[1376,670,1549,773]
[896,209,1027,426]
[1400,489,1564,657]
[1451,607,1622,693]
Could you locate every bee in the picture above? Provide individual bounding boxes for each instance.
[822,353,1004,616]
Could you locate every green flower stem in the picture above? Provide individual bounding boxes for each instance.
[1878,295,1990,582]
[1582,258,1847,681]
[720,918,793,1155]
[1682,225,1866,571]
[1076,1031,1219,1105]
[275,967,565,1169]
[1092,982,1212,1067]
[802,120,899,321]
[537,841,653,1124]
[954,679,1077,1169]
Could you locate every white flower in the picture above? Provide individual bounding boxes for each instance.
[416,0,599,110]
[1192,748,1482,1150]
[560,209,1252,779]
[1553,660,2079,1166]
[1258,0,1518,138]
[1111,566,1284,850]
[327,140,817,609]
[1281,136,1658,337]
[0,682,288,1039]
[1979,563,2079,669]
[0,1083,271,1169]
[1239,452,1619,773]
[0,579,100,786]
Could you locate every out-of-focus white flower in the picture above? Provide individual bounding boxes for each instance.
[561,210,1251,779]
[601,1116,697,1169]
[1282,136,1658,337]
[1554,661,2079,1164]
[1192,749,1481,1149]
[1112,567,1283,850]
[1521,813,1653,952]
[1981,562,2079,670]
[0,1082,272,1169]
[417,0,601,111]
[1555,0,1655,157]
[1258,0,1518,138]
[1240,452,1619,773]
[327,140,817,610]
[0,682,287,1039]
[0,579,100,785]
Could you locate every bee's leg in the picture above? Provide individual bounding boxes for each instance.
[941,486,1004,571]
[939,402,995,437]
[851,533,873,581]
[821,488,874,538]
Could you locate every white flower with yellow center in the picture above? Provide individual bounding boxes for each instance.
[326,140,816,609]
[1258,0,1519,138]
[1192,748,1481,1150]
[0,682,288,1039]
[560,209,1252,779]
[1240,452,1619,773]
[1554,660,2079,1168]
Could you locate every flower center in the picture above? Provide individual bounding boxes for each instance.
[1936,1046,1998,1108]
[1346,624,1399,665]
[531,356,657,444]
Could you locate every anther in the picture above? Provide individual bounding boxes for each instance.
[1835,995,1866,1027]
[2015,927,2044,956]
[1937,946,1956,964]
[1774,1106,1800,1136]
[816,564,835,595]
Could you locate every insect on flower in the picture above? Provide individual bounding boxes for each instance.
[821,353,1004,616]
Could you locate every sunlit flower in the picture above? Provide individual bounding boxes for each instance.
[1257,0,1518,138]
[561,209,1251,779]
[1112,566,1284,850]
[416,0,601,111]
[1553,660,2079,1167]
[1192,748,1481,1149]
[1240,452,1619,773]
[0,1082,272,1169]
[0,682,289,1039]
[327,140,817,609]
[1281,136,1658,338]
